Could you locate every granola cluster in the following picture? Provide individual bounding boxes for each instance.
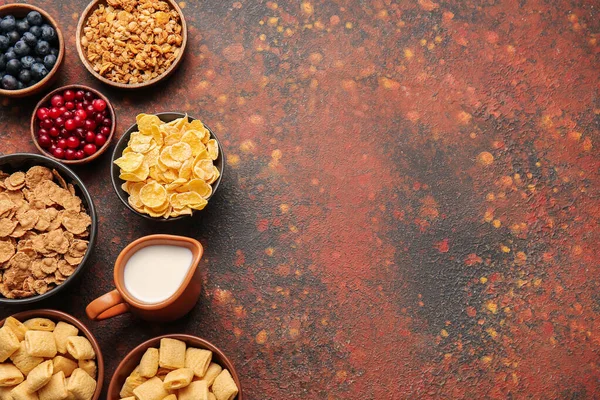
[80,0,183,85]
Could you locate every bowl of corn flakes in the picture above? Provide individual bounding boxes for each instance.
[0,153,97,305]
[110,112,224,221]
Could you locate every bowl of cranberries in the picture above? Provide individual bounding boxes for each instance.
[0,3,64,98]
[30,85,116,164]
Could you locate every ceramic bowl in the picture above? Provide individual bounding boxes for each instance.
[0,3,65,98]
[0,309,104,400]
[110,112,224,221]
[30,84,116,165]
[75,0,187,89]
[107,334,242,399]
[0,153,97,305]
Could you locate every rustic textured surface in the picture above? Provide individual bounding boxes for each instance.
[1,0,599,398]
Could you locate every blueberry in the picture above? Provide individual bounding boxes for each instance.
[17,80,25,89]
[0,35,8,50]
[0,16,16,33]
[14,40,30,56]
[43,54,56,69]
[15,19,29,33]
[1,74,17,90]
[20,55,35,69]
[26,11,43,27]
[0,54,6,71]
[4,49,16,60]
[34,40,49,56]
[5,58,20,76]
[30,62,47,80]
[40,25,56,42]
[21,31,37,46]
[49,47,58,57]
[29,25,41,38]
[18,69,31,83]
[34,57,42,63]
[6,30,19,45]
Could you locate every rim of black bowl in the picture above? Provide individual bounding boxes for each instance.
[0,153,97,305]
[110,112,225,222]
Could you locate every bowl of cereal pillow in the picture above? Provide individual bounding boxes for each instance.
[0,153,97,305]
[0,309,104,399]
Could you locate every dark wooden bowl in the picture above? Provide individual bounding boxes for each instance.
[0,309,104,400]
[30,85,116,165]
[0,3,65,98]
[110,112,225,222]
[75,0,187,89]
[107,334,241,400]
[0,153,97,305]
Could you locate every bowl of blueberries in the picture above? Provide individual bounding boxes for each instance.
[0,3,64,97]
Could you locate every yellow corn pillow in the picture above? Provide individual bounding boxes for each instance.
[25,331,57,359]
[65,337,94,361]
[10,342,43,375]
[0,326,20,362]
[52,323,78,355]
[212,370,238,400]
[10,380,39,400]
[77,360,96,379]
[26,360,53,391]
[52,357,77,378]
[37,371,68,400]
[132,376,169,400]
[66,368,96,400]
[3,317,28,341]
[178,380,208,400]
[159,339,185,369]
[138,348,159,378]
[184,348,211,378]
[163,368,193,390]
[200,363,221,387]
[0,363,24,387]
[23,319,55,332]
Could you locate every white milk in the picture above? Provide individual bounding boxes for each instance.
[123,245,194,304]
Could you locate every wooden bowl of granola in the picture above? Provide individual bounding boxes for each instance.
[75,0,187,89]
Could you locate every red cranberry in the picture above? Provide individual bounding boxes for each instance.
[94,134,107,147]
[82,100,90,107]
[59,106,67,114]
[57,138,68,149]
[84,91,94,101]
[54,117,65,128]
[75,150,85,160]
[49,143,57,152]
[65,148,76,160]
[66,136,80,149]
[76,103,84,110]
[38,128,48,136]
[85,105,95,114]
[100,126,111,135]
[63,111,73,120]
[85,131,96,143]
[83,143,97,156]
[92,99,107,111]
[74,127,85,139]
[75,90,85,100]
[48,127,59,137]
[102,118,112,127]
[40,119,53,129]
[75,109,87,120]
[84,119,97,131]
[63,90,75,101]
[49,107,61,119]
[52,147,64,159]
[65,119,77,131]
[74,116,85,128]
[94,113,104,123]
[36,107,49,120]
[59,128,69,137]
[38,134,52,148]
[50,95,64,107]
[65,101,75,110]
